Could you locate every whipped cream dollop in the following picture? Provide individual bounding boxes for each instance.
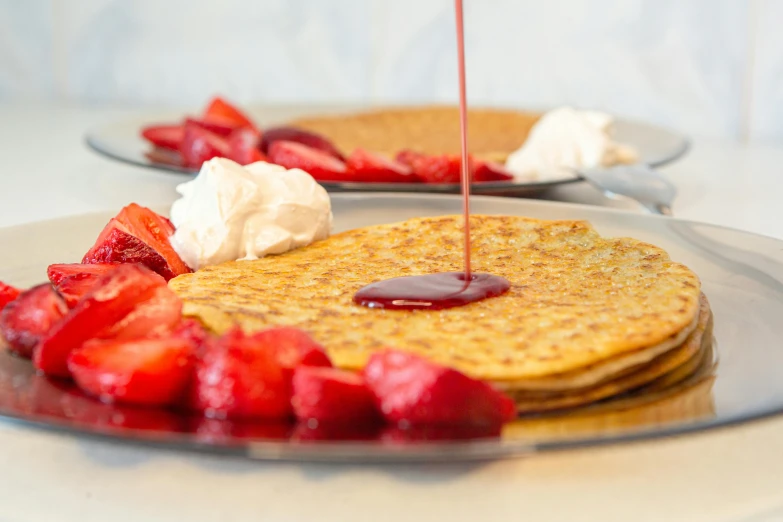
[504,106,639,181]
[169,158,332,270]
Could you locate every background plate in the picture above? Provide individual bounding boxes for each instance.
[1,194,779,463]
[85,105,689,196]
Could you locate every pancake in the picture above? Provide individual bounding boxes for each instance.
[170,215,702,387]
[289,106,541,162]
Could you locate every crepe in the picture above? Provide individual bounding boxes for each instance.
[170,215,702,390]
[289,106,541,162]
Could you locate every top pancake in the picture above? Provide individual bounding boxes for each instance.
[169,215,702,381]
[289,106,540,162]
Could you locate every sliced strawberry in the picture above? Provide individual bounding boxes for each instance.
[191,328,290,420]
[170,319,211,353]
[0,284,67,358]
[34,264,167,377]
[292,366,379,424]
[192,417,291,443]
[345,148,418,183]
[180,122,230,169]
[115,203,191,278]
[99,285,182,341]
[260,126,344,160]
[473,160,514,182]
[68,337,193,407]
[228,127,267,165]
[255,327,331,374]
[394,149,427,168]
[0,281,21,310]
[363,351,517,426]
[183,117,238,138]
[409,154,463,184]
[268,141,349,182]
[47,263,116,308]
[203,96,257,131]
[141,124,184,151]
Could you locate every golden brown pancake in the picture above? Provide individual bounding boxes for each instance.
[170,215,702,390]
[289,106,541,162]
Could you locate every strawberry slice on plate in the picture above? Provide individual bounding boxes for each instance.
[47,263,116,308]
[473,160,515,182]
[203,96,257,131]
[292,366,379,424]
[228,127,267,165]
[100,284,183,341]
[184,117,237,138]
[68,337,193,407]
[363,350,517,426]
[141,124,183,151]
[255,327,331,375]
[345,148,418,183]
[268,141,349,182]
[191,327,291,420]
[0,281,21,310]
[0,284,68,359]
[34,264,168,377]
[260,126,344,160]
[180,122,230,169]
[407,154,463,184]
[115,203,191,276]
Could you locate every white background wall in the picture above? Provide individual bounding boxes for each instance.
[0,0,780,143]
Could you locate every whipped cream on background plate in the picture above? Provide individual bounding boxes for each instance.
[504,106,639,182]
[170,158,332,270]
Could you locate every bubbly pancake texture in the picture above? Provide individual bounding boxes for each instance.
[169,215,702,382]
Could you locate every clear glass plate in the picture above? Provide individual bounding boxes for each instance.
[84,105,689,197]
[0,194,778,463]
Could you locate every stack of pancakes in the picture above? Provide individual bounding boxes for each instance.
[290,106,541,163]
[170,216,712,414]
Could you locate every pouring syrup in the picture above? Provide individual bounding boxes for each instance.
[353,0,511,311]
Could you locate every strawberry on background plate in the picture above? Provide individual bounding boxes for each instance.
[203,96,257,131]
[473,160,515,182]
[345,148,418,183]
[184,117,237,138]
[404,153,463,184]
[0,284,68,359]
[47,263,116,308]
[0,281,21,310]
[228,127,267,166]
[180,122,231,169]
[260,126,344,160]
[292,366,379,424]
[363,350,517,426]
[141,125,184,151]
[268,140,349,182]
[34,264,170,377]
[68,337,194,407]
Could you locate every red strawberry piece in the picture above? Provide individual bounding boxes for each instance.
[363,350,517,426]
[254,327,331,374]
[0,281,21,310]
[183,117,238,138]
[47,263,117,308]
[0,284,67,359]
[141,124,184,151]
[34,264,167,377]
[191,328,290,420]
[228,127,267,165]
[115,203,191,277]
[180,122,230,169]
[408,154,463,184]
[99,285,182,341]
[260,126,344,160]
[292,366,379,424]
[67,337,193,407]
[394,149,427,168]
[203,96,257,131]
[345,148,418,183]
[268,140,349,182]
[473,160,514,182]
[191,417,291,443]
[170,319,211,353]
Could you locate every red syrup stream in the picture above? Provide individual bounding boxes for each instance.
[352,0,510,311]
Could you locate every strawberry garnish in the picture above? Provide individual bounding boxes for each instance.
[407,154,463,184]
[363,350,517,426]
[180,122,230,169]
[68,337,194,407]
[260,126,344,160]
[191,328,290,419]
[115,203,191,277]
[345,148,418,183]
[257,327,331,375]
[140,125,184,151]
[292,366,379,424]
[0,284,67,358]
[394,149,427,168]
[100,284,182,341]
[47,263,116,308]
[268,141,349,182]
[0,281,21,310]
[203,96,257,131]
[184,117,237,138]
[228,127,267,165]
[170,319,211,353]
[34,264,168,377]
[473,160,514,182]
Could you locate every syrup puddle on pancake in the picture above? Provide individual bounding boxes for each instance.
[353,0,511,311]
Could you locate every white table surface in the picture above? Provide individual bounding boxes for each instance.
[1,103,783,522]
